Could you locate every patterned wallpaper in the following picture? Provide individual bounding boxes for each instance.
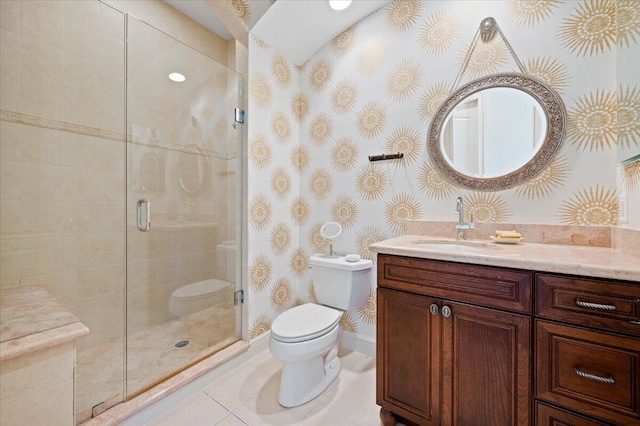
[246,0,640,342]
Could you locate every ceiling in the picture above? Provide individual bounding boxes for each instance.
[164,0,392,66]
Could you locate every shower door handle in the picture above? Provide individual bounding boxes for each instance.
[136,199,151,232]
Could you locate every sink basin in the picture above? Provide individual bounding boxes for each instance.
[411,239,500,253]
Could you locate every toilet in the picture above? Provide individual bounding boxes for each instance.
[168,241,236,317]
[269,254,373,407]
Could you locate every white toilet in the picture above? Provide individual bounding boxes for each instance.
[168,241,236,317]
[269,254,373,407]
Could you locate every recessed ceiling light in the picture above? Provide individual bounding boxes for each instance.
[168,72,186,82]
[329,0,352,11]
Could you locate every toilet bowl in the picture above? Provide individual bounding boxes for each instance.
[168,241,236,317]
[168,279,230,317]
[270,254,373,407]
[270,303,342,407]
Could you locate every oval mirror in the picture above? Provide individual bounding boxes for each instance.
[178,144,211,198]
[428,73,566,191]
[320,222,342,241]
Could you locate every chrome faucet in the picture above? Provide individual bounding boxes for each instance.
[455,196,474,240]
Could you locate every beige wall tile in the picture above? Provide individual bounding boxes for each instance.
[21,75,64,121]
[63,15,101,61]
[63,234,102,270]
[20,272,64,299]
[1,69,21,112]
[0,29,20,74]
[63,263,125,305]
[0,238,20,281]
[21,37,65,86]
[0,121,20,161]
[100,96,126,133]
[0,1,21,35]
[64,0,102,31]
[98,202,125,234]
[20,1,64,49]
[0,378,73,426]
[20,236,63,278]
[0,160,20,200]
[0,342,73,406]
[99,2,126,39]
[0,200,20,238]
[100,32,125,71]
[20,162,61,201]
[61,166,101,201]
[19,125,62,165]
[20,200,63,237]
[62,201,103,236]
[64,52,100,94]
[63,87,100,128]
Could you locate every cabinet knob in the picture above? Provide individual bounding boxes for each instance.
[442,306,451,318]
[429,304,439,316]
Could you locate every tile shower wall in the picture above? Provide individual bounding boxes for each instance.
[247,0,639,342]
[0,0,239,422]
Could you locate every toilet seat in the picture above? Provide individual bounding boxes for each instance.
[171,279,229,301]
[271,303,341,343]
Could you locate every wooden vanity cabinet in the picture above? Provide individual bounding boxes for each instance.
[376,254,532,426]
[535,274,640,425]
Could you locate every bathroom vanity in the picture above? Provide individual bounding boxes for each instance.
[370,235,640,426]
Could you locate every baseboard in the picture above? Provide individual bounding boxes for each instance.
[340,332,376,358]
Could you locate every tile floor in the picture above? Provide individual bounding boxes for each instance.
[146,348,383,425]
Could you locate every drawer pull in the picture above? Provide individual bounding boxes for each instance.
[574,298,616,311]
[631,320,640,325]
[573,367,615,384]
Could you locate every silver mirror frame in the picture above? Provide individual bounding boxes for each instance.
[427,73,567,191]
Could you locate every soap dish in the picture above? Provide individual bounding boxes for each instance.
[490,236,523,244]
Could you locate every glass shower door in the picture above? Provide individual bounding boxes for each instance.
[125,15,242,397]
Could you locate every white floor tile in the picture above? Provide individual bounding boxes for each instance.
[147,392,230,426]
[298,403,359,426]
[204,364,277,412]
[316,371,379,425]
[216,413,247,425]
[248,349,283,376]
[231,377,317,426]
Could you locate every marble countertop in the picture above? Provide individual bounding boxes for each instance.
[0,286,89,360]
[369,235,640,282]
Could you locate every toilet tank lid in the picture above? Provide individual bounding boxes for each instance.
[310,254,373,271]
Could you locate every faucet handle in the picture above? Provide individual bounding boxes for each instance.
[470,212,474,223]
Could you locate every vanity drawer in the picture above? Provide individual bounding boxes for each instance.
[536,320,640,425]
[536,274,640,336]
[536,402,615,425]
[378,254,532,313]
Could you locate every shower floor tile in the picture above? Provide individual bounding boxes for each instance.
[75,303,237,424]
[147,348,385,426]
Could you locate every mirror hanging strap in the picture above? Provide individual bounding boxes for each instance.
[451,17,527,92]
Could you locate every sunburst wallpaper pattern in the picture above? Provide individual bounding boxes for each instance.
[247,0,638,343]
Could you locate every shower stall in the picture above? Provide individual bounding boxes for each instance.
[0,1,243,423]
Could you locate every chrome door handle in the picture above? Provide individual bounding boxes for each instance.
[575,299,616,311]
[136,199,151,232]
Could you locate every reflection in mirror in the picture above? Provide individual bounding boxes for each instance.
[441,87,547,178]
[178,144,211,197]
[428,73,566,191]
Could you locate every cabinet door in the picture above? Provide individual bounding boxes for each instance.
[377,288,442,426]
[441,301,531,426]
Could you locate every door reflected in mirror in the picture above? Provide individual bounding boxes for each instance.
[441,87,547,178]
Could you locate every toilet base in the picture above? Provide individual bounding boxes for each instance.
[277,342,340,408]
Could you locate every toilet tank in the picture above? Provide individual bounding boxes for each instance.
[216,240,236,283]
[310,254,373,310]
